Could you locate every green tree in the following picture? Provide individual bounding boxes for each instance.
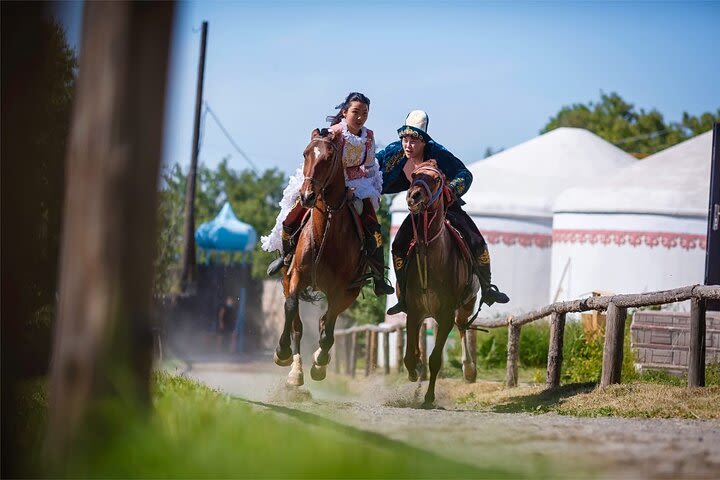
[2,10,77,376]
[542,92,719,156]
[153,160,286,294]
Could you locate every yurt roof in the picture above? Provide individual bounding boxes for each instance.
[195,202,257,252]
[392,128,635,218]
[553,131,713,217]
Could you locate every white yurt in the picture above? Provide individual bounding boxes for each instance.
[386,127,636,319]
[550,131,712,307]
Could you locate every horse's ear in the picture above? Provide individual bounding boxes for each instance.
[311,128,321,139]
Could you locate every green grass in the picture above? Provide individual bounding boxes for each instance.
[19,372,514,478]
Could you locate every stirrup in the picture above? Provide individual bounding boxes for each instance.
[482,284,509,306]
[266,254,292,276]
[373,279,394,296]
[266,256,284,276]
[386,300,405,315]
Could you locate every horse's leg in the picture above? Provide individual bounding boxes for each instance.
[456,295,478,383]
[275,271,301,367]
[404,311,421,382]
[311,295,351,381]
[287,312,304,386]
[423,313,453,408]
[274,292,297,367]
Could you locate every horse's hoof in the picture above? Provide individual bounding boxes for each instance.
[462,361,477,383]
[274,351,292,367]
[421,400,434,409]
[310,363,327,381]
[312,348,330,367]
[287,372,304,387]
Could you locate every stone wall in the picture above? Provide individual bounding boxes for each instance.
[630,310,720,374]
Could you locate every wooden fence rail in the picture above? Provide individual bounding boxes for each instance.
[334,323,477,381]
[332,284,719,390]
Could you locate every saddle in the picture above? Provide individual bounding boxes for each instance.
[406,219,472,263]
[405,219,478,308]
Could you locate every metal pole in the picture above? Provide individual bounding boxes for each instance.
[180,21,208,293]
[705,122,720,311]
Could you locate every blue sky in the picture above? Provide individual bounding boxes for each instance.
[58,1,719,176]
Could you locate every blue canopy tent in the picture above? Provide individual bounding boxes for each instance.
[195,202,257,354]
[195,201,257,253]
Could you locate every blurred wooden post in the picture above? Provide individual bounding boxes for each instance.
[383,331,390,374]
[688,297,706,387]
[396,326,405,373]
[46,1,175,458]
[344,333,351,376]
[364,330,372,376]
[546,312,566,389]
[349,331,358,378]
[506,323,521,387]
[600,302,627,387]
[419,321,428,380]
[467,329,477,366]
[372,331,379,373]
[333,340,340,374]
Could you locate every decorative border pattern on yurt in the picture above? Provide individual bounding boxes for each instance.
[553,229,707,250]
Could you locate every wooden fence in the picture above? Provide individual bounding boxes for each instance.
[334,284,720,389]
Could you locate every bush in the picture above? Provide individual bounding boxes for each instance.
[474,323,550,370]
[561,321,604,383]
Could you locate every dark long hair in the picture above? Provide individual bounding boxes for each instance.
[326,92,370,126]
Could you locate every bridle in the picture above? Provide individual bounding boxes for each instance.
[408,164,450,297]
[409,165,447,246]
[303,137,342,203]
[303,135,347,289]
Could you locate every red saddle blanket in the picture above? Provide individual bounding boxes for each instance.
[407,219,472,262]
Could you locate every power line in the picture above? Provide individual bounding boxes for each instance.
[204,102,260,174]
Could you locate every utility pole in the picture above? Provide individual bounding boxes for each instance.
[180,21,208,293]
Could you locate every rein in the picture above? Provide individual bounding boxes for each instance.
[305,137,346,290]
[408,166,448,298]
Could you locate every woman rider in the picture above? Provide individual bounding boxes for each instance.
[376,110,509,315]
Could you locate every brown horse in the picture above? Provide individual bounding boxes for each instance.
[403,160,480,407]
[274,128,364,386]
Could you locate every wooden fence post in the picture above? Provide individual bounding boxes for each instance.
[350,331,358,378]
[600,302,627,387]
[371,330,378,374]
[333,340,340,374]
[46,1,174,458]
[364,330,373,376]
[688,297,706,387]
[506,323,521,387]
[383,331,390,374]
[467,329,477,367]
[396,326,405,373]
[344,333,352,376]
[419,321,428,381]
[546,312,566,389]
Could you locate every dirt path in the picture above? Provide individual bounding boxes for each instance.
[188,360,720,479]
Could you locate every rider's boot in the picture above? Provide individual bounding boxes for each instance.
[475,245,509,307]
[365,227,394,296]
[266,225,296,276]
[386,253,408,315]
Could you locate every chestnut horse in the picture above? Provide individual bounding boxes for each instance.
[274,128,364,386]
[403,160,480,407]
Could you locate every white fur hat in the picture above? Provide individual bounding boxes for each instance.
[405,110,429,132]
